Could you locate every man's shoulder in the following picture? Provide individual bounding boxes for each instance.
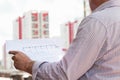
[89,9,111,22]
[88,7,120,26]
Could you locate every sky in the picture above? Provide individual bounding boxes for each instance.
[0,0,86,60]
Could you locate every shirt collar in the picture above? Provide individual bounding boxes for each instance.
[93,0,120,12]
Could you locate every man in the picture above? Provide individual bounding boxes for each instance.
[9,0,120,80]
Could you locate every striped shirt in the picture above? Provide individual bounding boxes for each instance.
[32,0,120,80]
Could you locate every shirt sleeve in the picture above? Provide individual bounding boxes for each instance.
[32,17,107,80]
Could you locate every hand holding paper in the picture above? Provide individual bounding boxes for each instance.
[9,50,34,74]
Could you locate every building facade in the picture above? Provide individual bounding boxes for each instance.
[61,18,82,49]
[13,10,49,39]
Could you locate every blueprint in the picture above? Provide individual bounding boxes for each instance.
[6,38,65,62]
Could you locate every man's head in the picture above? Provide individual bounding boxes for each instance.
[89,0,109,11]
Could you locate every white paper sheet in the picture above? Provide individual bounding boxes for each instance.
[6,38,65,62]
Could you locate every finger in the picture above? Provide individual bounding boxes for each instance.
[12,56,16,60]
[14,62,18,69]
[9,51,19,55]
